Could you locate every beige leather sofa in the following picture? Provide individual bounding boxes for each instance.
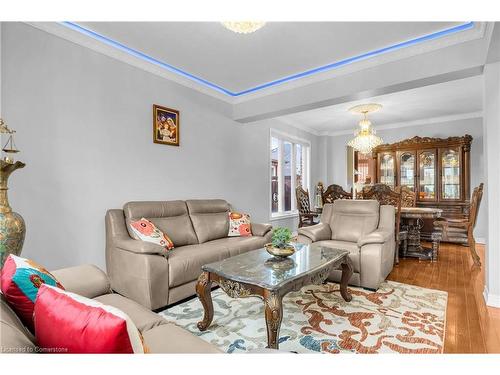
[0,264,220,353]
[106,199,272,310]
[297,200,395,290]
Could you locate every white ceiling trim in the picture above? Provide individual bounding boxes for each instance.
[232,22,487,103]
[25,22,234,103]
[320,111,483,137]
[25,22,487,105]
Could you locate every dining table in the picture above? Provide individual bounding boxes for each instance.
[400,207,443,261]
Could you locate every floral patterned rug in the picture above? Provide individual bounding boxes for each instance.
[159,281,447,354]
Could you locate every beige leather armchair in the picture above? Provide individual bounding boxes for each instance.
[297,200,395,290]
[106,199,272,310]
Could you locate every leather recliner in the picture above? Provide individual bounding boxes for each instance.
[297,200,395,290]
[106,199,272,310]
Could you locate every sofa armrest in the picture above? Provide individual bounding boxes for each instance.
[251,222,272,237]
[51,264,111,299]
[297,223,332,242]
[358,230,393,247]
[115,237,167,256]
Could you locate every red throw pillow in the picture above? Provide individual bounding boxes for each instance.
[0,254,64,332]
[34,284,145,353]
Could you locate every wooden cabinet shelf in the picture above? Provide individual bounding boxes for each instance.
[372,135,472,241]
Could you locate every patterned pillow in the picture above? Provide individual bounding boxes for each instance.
[129,218,174,251]
[228,212,252,237]
[0,254,64,332]
[34,284,145,353]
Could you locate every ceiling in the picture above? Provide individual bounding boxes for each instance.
[75,22,467,95]
[277,75,483,135]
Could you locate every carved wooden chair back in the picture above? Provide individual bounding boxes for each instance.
[296,186,319,228]
[361,183,402,245]
[296,185,312,215]
[322,184,353,204]
[394,186,417,207]
[469,183,484,230]
[434,183,484,266]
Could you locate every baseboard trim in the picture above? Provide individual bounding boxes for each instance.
[476,237,486,244]
[483,287,500,308]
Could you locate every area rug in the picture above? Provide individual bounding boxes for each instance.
[159,281,447,354]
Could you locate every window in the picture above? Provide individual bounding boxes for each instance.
[270,130,310,218]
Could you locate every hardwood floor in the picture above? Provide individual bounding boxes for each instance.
[387,242,500,353]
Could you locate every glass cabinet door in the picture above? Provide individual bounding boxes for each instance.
[399,152,415,191]
[418,150,436,200]
[441,148,461,200]
[379,153,395,188]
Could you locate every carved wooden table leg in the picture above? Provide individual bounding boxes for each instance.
[339,258,353,302]
[431,231,442,262]
[264,291,283,349]
[196,272,214,331]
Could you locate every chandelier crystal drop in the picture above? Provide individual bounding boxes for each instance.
[347,104,384,154]
[221,22,266,34]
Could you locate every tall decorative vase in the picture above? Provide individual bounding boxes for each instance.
[0,159,26,267]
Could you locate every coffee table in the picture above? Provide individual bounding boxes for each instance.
[195,243,353,349]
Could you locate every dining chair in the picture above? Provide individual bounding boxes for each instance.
[394,186,417,207]
[434,183,484,266]
[322,184,353,204]
[295,186,320,228]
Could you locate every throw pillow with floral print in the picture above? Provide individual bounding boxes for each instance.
[228,212,252,237]
[129,218,174,251]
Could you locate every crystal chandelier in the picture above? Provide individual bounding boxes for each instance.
[221,22,266,34]
[347,103,384,154]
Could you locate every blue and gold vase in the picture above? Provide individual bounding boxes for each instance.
[0,159,25,267]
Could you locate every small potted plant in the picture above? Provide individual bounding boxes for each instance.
[265,227,296,258]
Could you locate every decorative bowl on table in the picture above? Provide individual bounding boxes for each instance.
[265,243,296,258]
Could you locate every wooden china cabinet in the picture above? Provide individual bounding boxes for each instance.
[372,135,473,239]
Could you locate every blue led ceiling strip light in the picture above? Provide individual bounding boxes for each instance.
[61,21,474,97]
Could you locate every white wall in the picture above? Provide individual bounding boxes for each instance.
[235,119,322,231]
[483,62,500,308]
[324,117,486,240]
[1,23,319,269]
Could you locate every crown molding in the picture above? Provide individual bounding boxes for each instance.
[319,111,483,137]
[25,22,234,104]
[25,22,487,104]
[232,22,488,103]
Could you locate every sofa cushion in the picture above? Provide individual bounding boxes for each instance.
[0,321,36,353]
[209,236,269,256]
[314,240,361,273]
[142,323,221,353]
[123,201,198,247]
[186,199,230,243]
[1,295,35,350]
[94,294,166,333]
[330,200,379,243]
[168,243,231,287]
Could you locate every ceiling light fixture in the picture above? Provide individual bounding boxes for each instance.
[221,22,266,34]
[347,103,384,154]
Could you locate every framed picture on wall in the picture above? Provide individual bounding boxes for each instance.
[153,104,180,146]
